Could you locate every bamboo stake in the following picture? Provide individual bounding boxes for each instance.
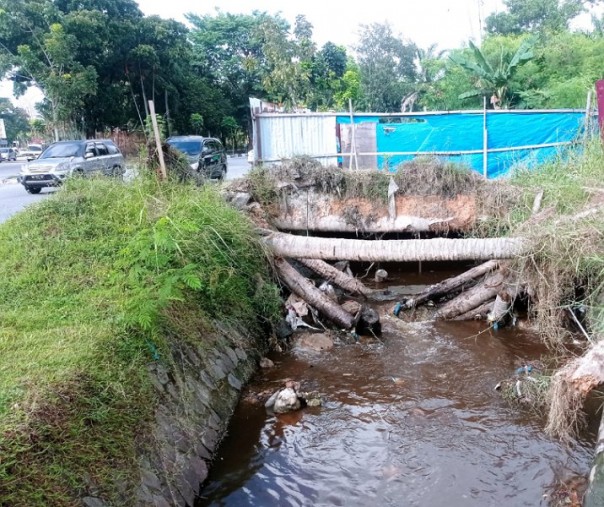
[148,100,167,180]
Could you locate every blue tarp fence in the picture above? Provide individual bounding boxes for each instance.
[337,111,588,178]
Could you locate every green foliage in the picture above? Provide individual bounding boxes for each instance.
[0,175,279,504]
[355,22,418,112]
[144,113,167,142]
[333,60,363,110]
[190,112,204,135]
[505,141,604,344]
[450,36,536,107]
[486,0,590,35]
[0,97,29,142]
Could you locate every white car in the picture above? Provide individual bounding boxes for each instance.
[17,144,44,161]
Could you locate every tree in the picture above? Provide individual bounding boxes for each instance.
[333,59,363,110]
[515,31,604,107]
[355,23,417,112]
[0,1,99,139]
[485,0,597,35]
[259,15,315,108]
[308,42,348,110]
[0,98,30,142]
[450,37,535,108]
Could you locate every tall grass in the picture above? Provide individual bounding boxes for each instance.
[0,175,280,505]
[510,141,604,346]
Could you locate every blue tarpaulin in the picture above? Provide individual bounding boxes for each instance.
[337,111,586,178]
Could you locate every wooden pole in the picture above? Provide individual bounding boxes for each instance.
[148,100,167,180]
[584,89,593,143]
[483,96,488,179]
[349,99,358,171]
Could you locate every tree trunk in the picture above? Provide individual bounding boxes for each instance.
[546,341,604,441]
[453,300,495,321]
[264,232,526,262]
[297,258,374,297]
[435,271,506,320]
[272,215,454,234]
[403,260,499,309]
[274,258,354,329]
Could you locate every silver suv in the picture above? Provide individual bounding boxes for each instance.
[19,140,125,194]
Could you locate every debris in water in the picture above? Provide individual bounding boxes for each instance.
[260,357,275,369]
[393,302,402,317]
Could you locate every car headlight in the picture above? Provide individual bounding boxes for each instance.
[190,161,199,171]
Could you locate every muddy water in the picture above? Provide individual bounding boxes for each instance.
[198,266,594,506]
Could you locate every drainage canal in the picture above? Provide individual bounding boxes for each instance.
[197,323,594,505]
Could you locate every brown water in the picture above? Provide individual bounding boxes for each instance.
[197,265,595,507]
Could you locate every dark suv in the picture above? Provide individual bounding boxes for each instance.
[166,136,227,180]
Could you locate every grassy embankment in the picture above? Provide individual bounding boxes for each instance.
[0,176,280,505]
[507,140,604,346]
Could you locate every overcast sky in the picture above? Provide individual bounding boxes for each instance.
[138,0,505,50]
[2,0,601,112]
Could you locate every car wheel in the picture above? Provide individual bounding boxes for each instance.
[25,186,42,194]
[219,165,227,180]
[111,166,124,178]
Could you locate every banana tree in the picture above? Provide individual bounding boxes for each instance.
[451,37,536,108]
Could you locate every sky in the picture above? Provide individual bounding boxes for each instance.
[2,0,601,114]
[138,0,505,50]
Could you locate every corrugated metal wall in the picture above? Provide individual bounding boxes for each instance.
[257,115,337,166]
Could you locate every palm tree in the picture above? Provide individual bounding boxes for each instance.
[451,37,536,108]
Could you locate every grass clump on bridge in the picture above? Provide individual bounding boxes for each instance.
[0,175,279,505]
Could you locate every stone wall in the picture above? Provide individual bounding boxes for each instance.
[134,328,264,507]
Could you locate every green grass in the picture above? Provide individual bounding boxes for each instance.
[0,175,280,505]
[507,141,604,345]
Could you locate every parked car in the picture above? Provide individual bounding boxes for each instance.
[0,147,18,162]
[166,135,227,180]
[16,144,44,161]
[18,139,125,194]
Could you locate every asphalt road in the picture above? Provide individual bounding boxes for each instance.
[0,156,252,224]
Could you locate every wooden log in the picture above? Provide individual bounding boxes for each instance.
[434,271,506,320]
[453,300,495,321]
[274,258,355,329]
[264,231,527,262]
[403,260,499,309]
[297,258,374,297]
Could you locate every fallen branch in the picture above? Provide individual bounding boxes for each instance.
[265,232,527,262]
[296,258,374,297]
[274,258,354,329]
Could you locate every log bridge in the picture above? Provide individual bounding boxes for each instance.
[229,178,528,332]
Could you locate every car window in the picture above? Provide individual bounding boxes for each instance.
[95,143,109,156]
[106,143,119,155]
[167,139,202,156]
[40,142,82,159]
[85,144,97,157]
[213,140,224,151]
